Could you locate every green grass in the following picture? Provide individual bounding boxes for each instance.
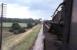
[11,25,41,50]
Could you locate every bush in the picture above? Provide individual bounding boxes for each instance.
[19,28,26,33]
[9,22,25,34]
[12,22,21,29]
[27,23,33,28]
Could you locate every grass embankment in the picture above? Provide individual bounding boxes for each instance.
[11,24,41,50]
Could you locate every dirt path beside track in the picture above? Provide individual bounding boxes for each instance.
[2,25,41,50]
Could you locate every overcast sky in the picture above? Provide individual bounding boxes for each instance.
[0,0,63,20]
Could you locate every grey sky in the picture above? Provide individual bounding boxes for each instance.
[0,0,63,20]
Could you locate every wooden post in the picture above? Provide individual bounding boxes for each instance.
[0,3,3,50]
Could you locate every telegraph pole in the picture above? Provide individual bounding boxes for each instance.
[0,3,3,50]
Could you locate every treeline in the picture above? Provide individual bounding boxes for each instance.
[0,17,41,24]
